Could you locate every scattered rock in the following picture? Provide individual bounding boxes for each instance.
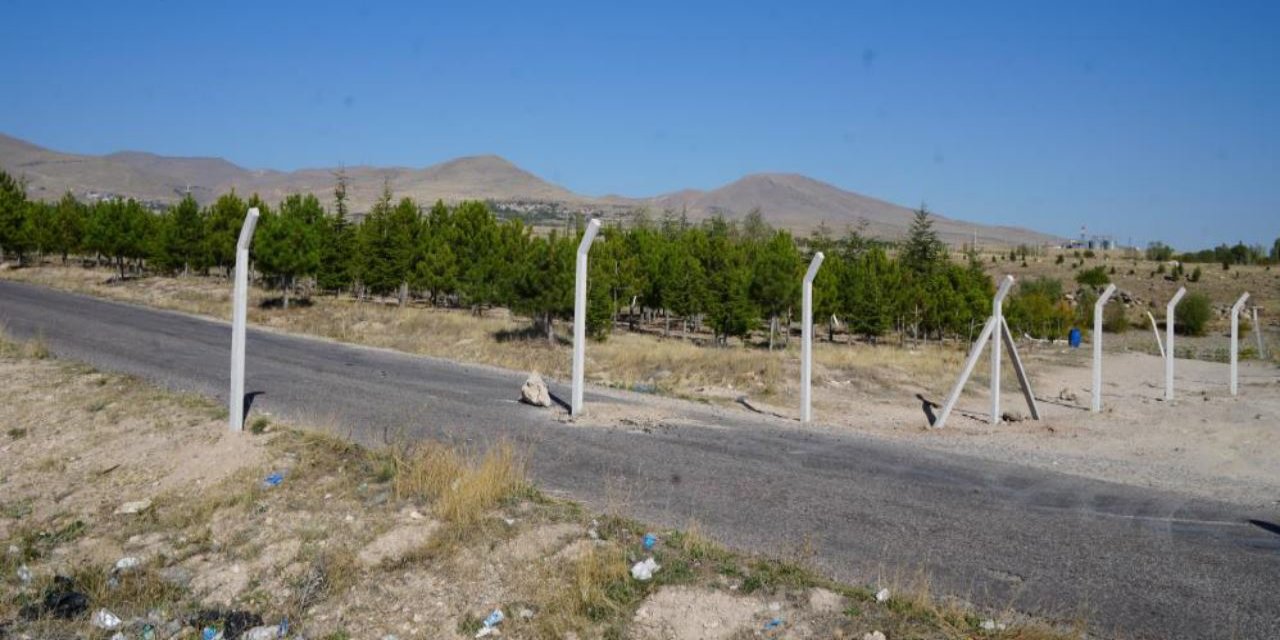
[1057,388,1079,403]
[863,632,887,640]
[358,521,441,567]
[241,625,281,640]
[520,372,551,408]
[114,556,141,573]
[115,498,153,515]
[1001,411,1026,423]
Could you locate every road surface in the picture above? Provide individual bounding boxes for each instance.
[2,279,1278,639]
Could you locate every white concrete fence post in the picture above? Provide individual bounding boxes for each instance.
[800,252,825,424]
[1230,292,1250,396]
[571,219,602,416]
[229,208,260,432]
[935,275,1014,429]
[990,275,1014,424]
[1092,283,1117,412]
[1164,287,1186,402]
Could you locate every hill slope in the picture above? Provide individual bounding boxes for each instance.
[0,132,1058,245]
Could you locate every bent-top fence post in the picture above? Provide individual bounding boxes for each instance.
[990,275,1014,424]
[1092,283,1117,412]
[800,252,825,424]
[571,219,602,416]
[1164,287,1187,401]
[1230,292,1250,396]
[935,275,1014,429]
[229,208,260,432]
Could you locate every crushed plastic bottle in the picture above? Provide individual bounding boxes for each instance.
[262,472,285,488]
[92,609,123,630]
[475,608,504,637]
[642,533,657,550]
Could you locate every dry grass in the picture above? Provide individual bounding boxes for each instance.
[386,440,528,526]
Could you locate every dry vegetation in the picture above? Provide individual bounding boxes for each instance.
[0,331,1082,639]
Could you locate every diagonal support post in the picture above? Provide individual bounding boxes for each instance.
[934,275,1015,429]
[1000,316,1040,420]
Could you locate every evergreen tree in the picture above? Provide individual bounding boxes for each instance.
[256,194,322,308]
[0,170,29,264]
[901,205,945,276]
[157,193,205,274]
[751,230,801,349]
[410,200,458,305]
[205,191,247,276]
[315,171,356,293]
[51,191,85,262]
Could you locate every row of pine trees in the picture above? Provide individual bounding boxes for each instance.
[1,169,1008,345]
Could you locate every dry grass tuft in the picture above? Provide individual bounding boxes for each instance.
[534,543,640,636]
[388,440,527,526]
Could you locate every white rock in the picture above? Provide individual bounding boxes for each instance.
[114,557,141,572]
[863,632,886,640]
[115,498,153,515]
[519,608,534,620]
[981,619,997,630]
[874,588,891,603]
[242,626,280,640]
[92,609,122,630]
[630,557,660,581]
[520,372,552,408]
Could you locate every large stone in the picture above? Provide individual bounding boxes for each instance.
[520,372,551,408]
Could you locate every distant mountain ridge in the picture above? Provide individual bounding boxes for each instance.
[0,132,1059,245]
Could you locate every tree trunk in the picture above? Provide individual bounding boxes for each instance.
[397,281,408,307]
[283,275,292,310]
[768,315,776,351]
[545,311,555,345]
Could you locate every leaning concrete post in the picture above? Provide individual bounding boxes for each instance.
[990,275,1014,424]
[571,219,602,416]
[800,252,825,424]
[1230,292,1250,396]
[229,208,260,431]
[1164,287,1186,401]
[1092,284,1117,412]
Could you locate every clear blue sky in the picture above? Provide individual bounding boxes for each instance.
[1,0,1276,249]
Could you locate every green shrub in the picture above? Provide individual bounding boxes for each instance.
[1174,292,1212,336]
[1102,303,1129,333]
[1075,266,1110,287]
[1055,254,1065,265]
[1189,266,1202,283]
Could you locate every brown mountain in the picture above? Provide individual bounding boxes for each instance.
[0,132,1058,245]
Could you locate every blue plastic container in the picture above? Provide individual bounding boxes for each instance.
[1068,327,1082,348]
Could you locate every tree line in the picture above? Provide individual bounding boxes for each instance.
[3,167,1133,345]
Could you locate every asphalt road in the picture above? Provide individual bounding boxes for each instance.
[3,279,1278,639]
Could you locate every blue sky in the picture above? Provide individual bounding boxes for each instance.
[1,0,1276,248]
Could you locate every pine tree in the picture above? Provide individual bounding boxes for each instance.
[256,194,322,309]
[751,230,801,350]
[204,191,247,276]
[52,191,85,263]
[901,205,945,276]
[158,193,205,274]
[0,170,29,264]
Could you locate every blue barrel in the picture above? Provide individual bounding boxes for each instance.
[1068,327,1082,348]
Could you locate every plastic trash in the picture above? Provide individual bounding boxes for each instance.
[141,624,157,640]
[475,608,504,637]
[764,617,784,630]
[642,533,657,550]
[263,472,285,488]
[202,627,223,640]
[16,565,31,583]
[242,625,280,640]
[92,609,123,630]
[278,618,289,637]
[630,557,660,581]
[874,587,891,603]
[114,556,141,572]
